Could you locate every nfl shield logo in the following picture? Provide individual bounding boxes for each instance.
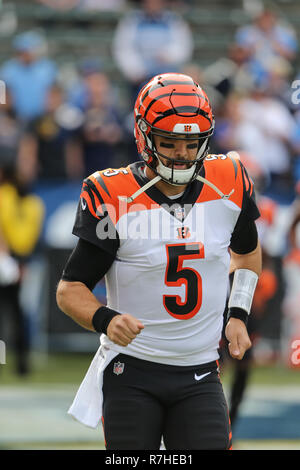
[174,206,185,222]
[113,361,125,375]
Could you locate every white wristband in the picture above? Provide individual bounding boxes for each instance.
[228,269,258,314]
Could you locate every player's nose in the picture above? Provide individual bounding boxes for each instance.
[174,140,188,158]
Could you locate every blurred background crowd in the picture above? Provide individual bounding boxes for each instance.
[0,0,299,424]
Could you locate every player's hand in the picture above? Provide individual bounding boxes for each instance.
[225,318,252,360]
[107,313,144,347]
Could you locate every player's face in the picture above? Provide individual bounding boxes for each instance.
[153,134,199,169]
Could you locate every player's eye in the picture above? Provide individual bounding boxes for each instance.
[159,142,174,149]
[187,143,198,149]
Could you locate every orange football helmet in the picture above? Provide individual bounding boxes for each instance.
[134,73,214,185]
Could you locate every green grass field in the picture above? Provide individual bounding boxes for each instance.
[1,351,299,386]
[0,352,93,385]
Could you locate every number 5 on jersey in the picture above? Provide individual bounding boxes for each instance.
[163,243,205,320]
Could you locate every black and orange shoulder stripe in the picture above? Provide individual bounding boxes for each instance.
[81,166,158,225]
[199,154,240,207]
[81,171,117,224]
[199,153,257,210]
[80,181,102,219]
[238,158,255,199]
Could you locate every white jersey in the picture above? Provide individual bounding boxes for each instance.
[73,155,259,366]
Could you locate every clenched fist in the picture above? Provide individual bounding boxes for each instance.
[225,317,252,360]
[107,314,144,347]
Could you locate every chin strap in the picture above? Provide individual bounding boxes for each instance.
[196,175,234,200]
[118,173,234,204]
[118,175,162,203]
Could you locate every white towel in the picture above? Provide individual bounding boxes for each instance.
[68,343,118,428]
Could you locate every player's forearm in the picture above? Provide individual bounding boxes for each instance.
[227,242,262,327]
[230,241,262,277]
[56,280,102,332]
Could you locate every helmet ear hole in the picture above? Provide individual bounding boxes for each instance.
[142,151,153,164]
[139,119,148,133]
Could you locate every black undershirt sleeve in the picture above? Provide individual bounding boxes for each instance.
[229,165,260,255]
[229,217,258,254]
[61,238,115,291]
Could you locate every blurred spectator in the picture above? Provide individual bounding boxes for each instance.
[180,62,222,116]
[212,82,297,202]
[70,68,124,176]
[0,162,44,375]
[266,57,292,98]
[37,0,80,10]
[17,84,84,185]
[1,31,57,122]
[203,44,265,109]
[68,58,109,111]
[291,110,300,184]
[77,0,126,11]
[238,83,296,201]
[204,48,293,112]
[235,8,298,78]
[180,62,204,86]
[0,3,18,37]
[0,90,23,173]
[282,188,300,365]
[38,0,125,11]
[112,0,193,101]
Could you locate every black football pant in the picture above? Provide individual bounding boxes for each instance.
[102,354,232,450]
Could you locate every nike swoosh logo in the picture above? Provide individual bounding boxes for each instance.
[194,371,211,381]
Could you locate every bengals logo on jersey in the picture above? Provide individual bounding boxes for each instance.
[176,226,191,239]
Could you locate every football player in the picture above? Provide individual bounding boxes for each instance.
[57,73,262,450]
